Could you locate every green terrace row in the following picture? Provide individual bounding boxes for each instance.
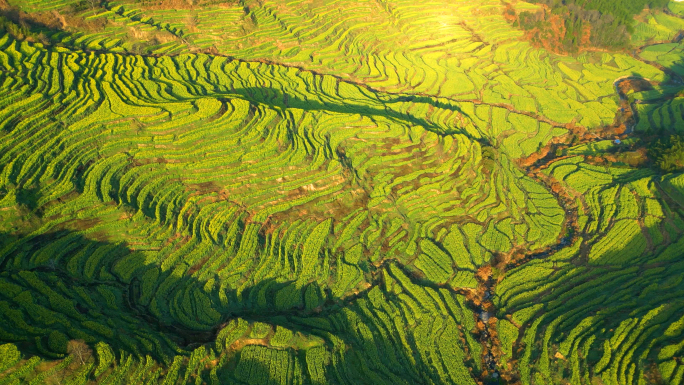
[496,154,684,384]
[5,0,661,144]
[0,32,577,384]
[0,32,568,273]
[0,225,488,384]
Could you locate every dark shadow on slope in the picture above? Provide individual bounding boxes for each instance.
[226,86,478,140]
[501,129,684,383]
[0,228,336,357]
[0,228,483,384]
[499,236,684,382]
[498,60,684,382]
[0,5,106,51]
[0,27,483,146]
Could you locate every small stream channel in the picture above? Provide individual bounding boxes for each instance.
[473,22,684,384]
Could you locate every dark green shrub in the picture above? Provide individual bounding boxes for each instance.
[649,135,684,173]
[47,330,69,354]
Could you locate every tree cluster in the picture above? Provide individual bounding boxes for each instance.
[511,0,670,52]
[648,134,684,173]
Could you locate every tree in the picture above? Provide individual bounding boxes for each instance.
[67,340,92,365]
[649,135,684,173]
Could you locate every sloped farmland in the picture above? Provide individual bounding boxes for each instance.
[1,0,684,384]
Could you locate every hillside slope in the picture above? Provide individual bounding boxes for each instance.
[1,1,684,384]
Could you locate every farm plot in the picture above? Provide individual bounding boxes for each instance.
[0,32,569,383]
[1,0,683,383]
[497,155,684,385]
[4,0,663,147]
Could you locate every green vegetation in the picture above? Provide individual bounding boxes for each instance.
[536,0,669,27]
[503,156,684,384]
[0,0,683,384]
[649,135,684,173]
[512,0,670,51]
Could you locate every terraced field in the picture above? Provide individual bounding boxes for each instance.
[1,0,684,384]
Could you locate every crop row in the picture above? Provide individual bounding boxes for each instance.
[497,155,684,384]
